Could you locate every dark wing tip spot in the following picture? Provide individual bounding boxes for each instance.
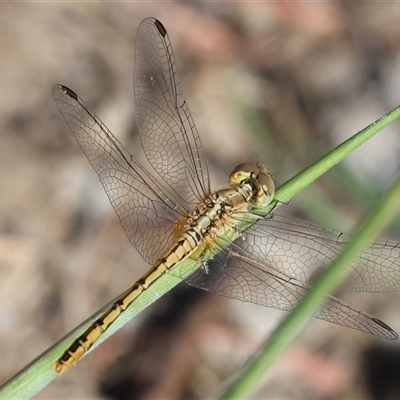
[154,19,167,37]
[60,85,78,100]
[372,317,398,339]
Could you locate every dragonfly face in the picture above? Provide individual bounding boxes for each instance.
[229,163,275,207]
[52,17,400,374]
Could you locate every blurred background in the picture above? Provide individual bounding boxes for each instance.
[1,2,400,399]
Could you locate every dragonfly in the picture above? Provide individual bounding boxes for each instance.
[53,17,400,374]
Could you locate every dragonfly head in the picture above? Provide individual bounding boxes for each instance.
[229,163,275,206]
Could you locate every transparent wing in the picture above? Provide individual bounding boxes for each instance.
[186,235,398,339]
[53,84,183,265]
[240,215,400,292]
[185,213,400,339]
[134,18,210,207]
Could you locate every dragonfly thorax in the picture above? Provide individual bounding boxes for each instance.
[186,193,230,232]
[229,163,275,207]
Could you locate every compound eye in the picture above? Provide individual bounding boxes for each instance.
[229,163,258,186]
[252,165,275,206]
[259,168,275,199]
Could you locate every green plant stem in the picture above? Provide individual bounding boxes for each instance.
[266,103,400,212]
